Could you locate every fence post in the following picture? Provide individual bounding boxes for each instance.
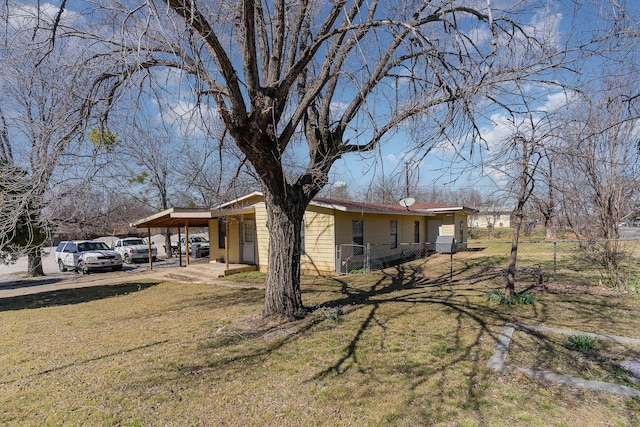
[366,243,371,274]
[553,241,557,284]
[335,245,340,274]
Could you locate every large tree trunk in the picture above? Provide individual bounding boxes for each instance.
[164,228,173,259]
[544,215,556,240]
[27,252,44,277]
[261,187,308,320]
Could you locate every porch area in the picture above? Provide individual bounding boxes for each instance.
[163,260,258,283]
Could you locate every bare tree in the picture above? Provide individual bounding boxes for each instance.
[532,148,558,240]
[69,0,617,318]
[54,186,154,238]
[364,173,407,205]
[556,76,640,286]
[486,106,554,299]
[0,3,101,275]
[99,88,259,254]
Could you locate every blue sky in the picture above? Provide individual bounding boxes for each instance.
[15,0,632,201]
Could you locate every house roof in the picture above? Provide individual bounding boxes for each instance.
[130,207,213,228]
[131,192,477,229]
[311,197,478,215]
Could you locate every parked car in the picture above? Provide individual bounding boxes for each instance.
[55,240,123,274]
[111,237,157,264]
[168,236,210,257]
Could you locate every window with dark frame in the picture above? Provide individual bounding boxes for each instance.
[243,221,255,243]
[390,220,398,249]
[352,220,364,255]
[218,218,226,249]
[414,220,420,243]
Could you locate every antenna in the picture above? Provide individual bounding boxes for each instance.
[398,197,415,210]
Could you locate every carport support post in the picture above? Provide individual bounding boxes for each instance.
[147,226,153,270]
[177,227,182,267]
[185,221,190,266]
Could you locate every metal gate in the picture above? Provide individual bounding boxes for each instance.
[335,244,368,274]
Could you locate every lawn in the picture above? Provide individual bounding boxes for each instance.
[1,256,639,426]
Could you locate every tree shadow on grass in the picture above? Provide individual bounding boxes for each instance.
[309,262,508,380]
[307,262,640,424]
[151,259,640,422]
[0,281,162,312]
[0,276,67,291]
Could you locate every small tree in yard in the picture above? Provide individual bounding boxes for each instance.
[485,106,556,300]
[0,3,103,275]
[69,0,618,319]
[0,161,47,274]
[556,76,640,287]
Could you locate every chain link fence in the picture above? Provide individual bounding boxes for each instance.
[336,239,640,286]
[465,239,640,286]
[336,242,428,274]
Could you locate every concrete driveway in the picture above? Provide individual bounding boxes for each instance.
[0,247,179,299]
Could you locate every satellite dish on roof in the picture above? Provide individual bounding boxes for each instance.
[399,197,415,210]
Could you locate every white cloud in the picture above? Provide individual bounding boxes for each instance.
[7,2,80,32]
[478,113,513,150]
[386,153,399,164]
[540,90,577,112]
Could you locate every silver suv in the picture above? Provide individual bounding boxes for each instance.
[55,240,123,274]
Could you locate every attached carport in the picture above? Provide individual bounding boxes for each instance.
[131,206,255,269]
[131,207,213,269]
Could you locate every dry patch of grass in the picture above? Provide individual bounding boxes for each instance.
[1,262,640,426]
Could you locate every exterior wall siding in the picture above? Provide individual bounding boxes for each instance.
[469,213,512,228]
[335,211,428,254]
[208,220,222,262]
[208,217,250,264]
[300,206,336,275]
[209,194,471,275]
[254,202,269,272]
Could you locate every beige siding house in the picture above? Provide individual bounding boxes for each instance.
[133,192,477,276]
[468,210,513,228]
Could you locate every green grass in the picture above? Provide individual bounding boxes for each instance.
[1,259,640,426]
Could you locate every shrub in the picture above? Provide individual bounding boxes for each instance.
[325,306,344,322]
[486,289,504,303]
[567,334,596,351]
[485,289,536,305]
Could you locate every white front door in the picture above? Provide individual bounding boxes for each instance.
[241,220,256,264]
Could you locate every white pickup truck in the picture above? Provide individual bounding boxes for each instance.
[111,237,157,264]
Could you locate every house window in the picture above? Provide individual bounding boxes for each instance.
[352,220,364,255]
[300,217,306,255]
[218,219,226,249]
[414,221,420,243]
[243,221,254,243]
[390,220,398,249]
[460,220,464,243]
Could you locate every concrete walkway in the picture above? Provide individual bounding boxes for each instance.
[488,322,640,398]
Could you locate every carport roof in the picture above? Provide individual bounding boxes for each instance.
[130,206,254,228]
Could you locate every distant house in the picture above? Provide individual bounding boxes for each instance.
[132,192,477,275]
[468,208,513,229]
